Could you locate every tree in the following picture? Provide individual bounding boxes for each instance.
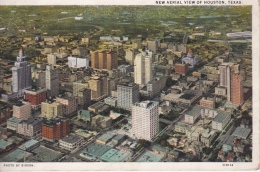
[138,139,151,148]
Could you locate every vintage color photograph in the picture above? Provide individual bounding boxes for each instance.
[0,5,256,168]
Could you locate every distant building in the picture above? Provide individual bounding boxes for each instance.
[17,118,42,137]
[132,101,159,141]
[41,100,62,119]
[212,112,231,131]
[231,73,244,106]
[45,65,59,97]
[68,56,89,68]
[13,101,31,120]
[24,88,47,109]
[90,50,118,70]
[92,115,112,129]
[7,117,21,131]
[125,49,138,65]
[56,95,77,116]
[77,110,92,122]
[134,50,153,85]
[47,54,57,65]
[199,97,216,109]
[117,82,139,111]
[181,49,199,68]
[147,39,159,54]
[174,63,189,75]
[59,134,84,151]
[88,76,108,101]
[140,75,167,98]
[41,117,69,142]
[104,97,117,107]
[184,106,201,124]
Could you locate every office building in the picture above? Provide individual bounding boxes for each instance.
[41,117,69,142]
[12,49,32,97]
[125,49,138,65]
[13,101,31,120]
[24,88,47,109]
[231,73,244,106]
[41,100,62,119]
[132,101,159,141]
[59,134,84,151]
[68,56,89,68]
[117,83,139,111]
[88,76,108,101]
[47,54,57,65]
[174,63,189,75]
[17,118,42,137]
[134,50,153,85]
[46,65,59,97]
[181,49,199,68]
[212,112,231,131]
[147,39,159,54]
[56,95,77,116]
[90,50,118,70]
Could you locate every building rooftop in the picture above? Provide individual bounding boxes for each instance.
[7,117,22,123]
[18,139,39,151]
[137,150,164,162]
[134,101,158,109]
[100,148,130,162]
[96,132,115,143]
[89,101,105,109]
[60,134,83,144]
[78,110,92,121]
[151,144,170,153]
[29,146,63,162]
[232,127,251,139]
[213,111,231,123]
[185,106,201,116]
[0,149,32,162]
[74,129,97,138]
[0,139,12,150]
[82,142,112,159]
[20,118,41,125]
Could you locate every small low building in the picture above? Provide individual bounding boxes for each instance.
[7,117,21,131]
[212,112,231,131]
[18,139,40,151]
[92,115,112,129]
[77,110,92,122]
[232,127,251,139]
[96,132,115,145]
[59,134,84,151]
[184,106,201,124]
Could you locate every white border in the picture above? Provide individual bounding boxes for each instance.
[0,0,259,171]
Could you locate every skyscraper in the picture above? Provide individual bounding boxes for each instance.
[218,63,233,101]
[117,82,139,111]
[131,101,159,141]
[90,50,118,70]
[46,65,59,98]
[88,75,108,101]
[231,72,244,106]
[12,49,32,96]
[134,50,153,85]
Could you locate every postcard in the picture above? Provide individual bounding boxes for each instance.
[0,0,259,171]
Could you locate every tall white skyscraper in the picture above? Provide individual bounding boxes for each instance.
[134,50,153,85]
[46,65,59,98]
[131,101,159,141]
[12,49,32,96]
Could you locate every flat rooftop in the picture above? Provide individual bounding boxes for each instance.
[100,148,130,162]
[213,111,231,123]
[28,146,63,162]
[185,106,201,116]
[81,142,112,159]
[60,134,83,143]
[97,132,115,143]
[18,139,39,151]
[137,150,164,162]
[232,127,251,139]
[0,139,12,150]
[0,149,32,162]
